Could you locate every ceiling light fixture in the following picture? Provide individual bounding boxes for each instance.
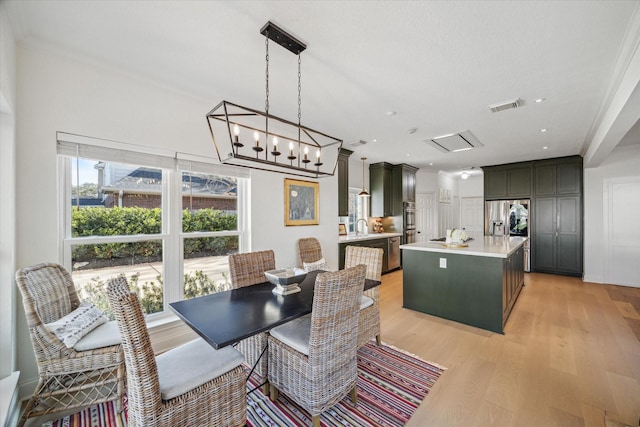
[206,21,342,178]
[540,128,548,132]
[535,98,546,103]
[359,157,370,197]
[461,172,469,180]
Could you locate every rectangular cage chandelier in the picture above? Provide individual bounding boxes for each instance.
[206,21,342,179]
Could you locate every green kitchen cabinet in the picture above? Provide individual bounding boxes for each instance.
[392,164,418,212]
[534,156,582,196]
[370,162,394,217]
[370,162,418,217]
[532,195,582,276]
[482,163,532,200]
[337,148,353,216]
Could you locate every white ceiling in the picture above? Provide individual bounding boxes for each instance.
[5,0,640,174]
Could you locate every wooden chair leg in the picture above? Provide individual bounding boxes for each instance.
[262,382,270,395]
[375,334,382,346]
[269,385,278,401]
[350,386,358,405]
[312,415,321,427]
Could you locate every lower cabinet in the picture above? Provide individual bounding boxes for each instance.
[339,238,389,273]
[503,246,524,324]
[532,196,582,276]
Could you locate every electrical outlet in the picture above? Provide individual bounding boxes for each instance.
[439,258,447,268]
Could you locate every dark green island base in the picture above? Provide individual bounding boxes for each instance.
[401,237,526,334]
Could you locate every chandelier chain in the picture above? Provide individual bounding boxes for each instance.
[297,54,302,126]
[265,34,270,115]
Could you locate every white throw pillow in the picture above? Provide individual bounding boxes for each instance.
[45,301,109,349]
[303,257,329,272]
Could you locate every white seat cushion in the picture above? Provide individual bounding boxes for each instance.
[73,320,121,351]
[156,338,244,400]
[269,314,311,356]
[360,295,374,310]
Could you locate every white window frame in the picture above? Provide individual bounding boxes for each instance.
[57,132,249,323]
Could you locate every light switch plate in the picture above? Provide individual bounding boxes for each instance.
[439,258,447,268]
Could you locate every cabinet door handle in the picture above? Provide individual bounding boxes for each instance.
[556,213,560,236]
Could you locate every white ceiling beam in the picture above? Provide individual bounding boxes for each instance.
[583,5,640,168]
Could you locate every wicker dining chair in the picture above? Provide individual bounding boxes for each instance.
[228,249,275,394]
[344,245,384,348]
[267,265,366,427]
[15,262,125,427]
[297,237,324,267]
[107,277,246,427]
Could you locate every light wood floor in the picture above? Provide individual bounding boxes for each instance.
[379,270,640,427]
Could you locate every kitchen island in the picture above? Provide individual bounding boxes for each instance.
[400,236,527,333]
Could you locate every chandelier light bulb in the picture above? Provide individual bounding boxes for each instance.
[273,136,278,147]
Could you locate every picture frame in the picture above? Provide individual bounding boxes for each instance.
[338,223,347,235]
[285,178,319,226]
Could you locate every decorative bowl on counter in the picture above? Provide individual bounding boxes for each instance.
[264,268,307,295]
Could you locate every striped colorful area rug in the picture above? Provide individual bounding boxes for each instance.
[43,342,445,427]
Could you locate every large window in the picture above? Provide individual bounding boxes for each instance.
[58,133,248,319]
[346,187,369,234]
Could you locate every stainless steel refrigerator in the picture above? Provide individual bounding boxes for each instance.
[485,199,530,272]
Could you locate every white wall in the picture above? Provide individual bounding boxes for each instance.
[14,43,338,396]
[458,174,483,198]
[584,144,640,284]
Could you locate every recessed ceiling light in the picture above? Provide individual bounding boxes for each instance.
[372,139,377,142]
[406,153,411,157]
[386,111,396,116]
[429,162,434,166]
[535,98,546,103]
[540,128,548,133]
[543,146,548,150]
[461,172,469,180]
[408,128,417,134]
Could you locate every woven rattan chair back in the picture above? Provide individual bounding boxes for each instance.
[228,249,275,288]
[15,262,125,427]
[344,246,383,281]
[308,264,366,366]
[297,237,324,266]
[268,265,366,425]
[344,246,383,348]
[107,277,162,423]
[107,277,247,426]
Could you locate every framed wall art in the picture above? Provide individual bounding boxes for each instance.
[284,178,319,226]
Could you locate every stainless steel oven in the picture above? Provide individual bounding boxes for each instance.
[403,202,416,244]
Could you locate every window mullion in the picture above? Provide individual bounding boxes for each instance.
[163,168,183,305]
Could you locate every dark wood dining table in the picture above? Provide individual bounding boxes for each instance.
[169,269,381,350]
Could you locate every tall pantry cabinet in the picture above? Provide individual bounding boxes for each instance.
[532,156,583,276]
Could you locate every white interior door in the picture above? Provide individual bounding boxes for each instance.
[460,197,484,240]
[416,192,436,242]
[604,177,640,287]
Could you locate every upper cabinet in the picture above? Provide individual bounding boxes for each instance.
[482,162,532,200]
[370,162,418,217]
[395,164,419,204]
[370,162,394,217]
[337,148,353,216]
[534,156,582,196]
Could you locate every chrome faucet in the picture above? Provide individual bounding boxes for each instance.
[356,218,369,235]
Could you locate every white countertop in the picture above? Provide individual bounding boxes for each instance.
[400,236,528,258]
[339,232,402,243]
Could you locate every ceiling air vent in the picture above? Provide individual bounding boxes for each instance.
[488,98,521,113]
[349,139,369,147]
